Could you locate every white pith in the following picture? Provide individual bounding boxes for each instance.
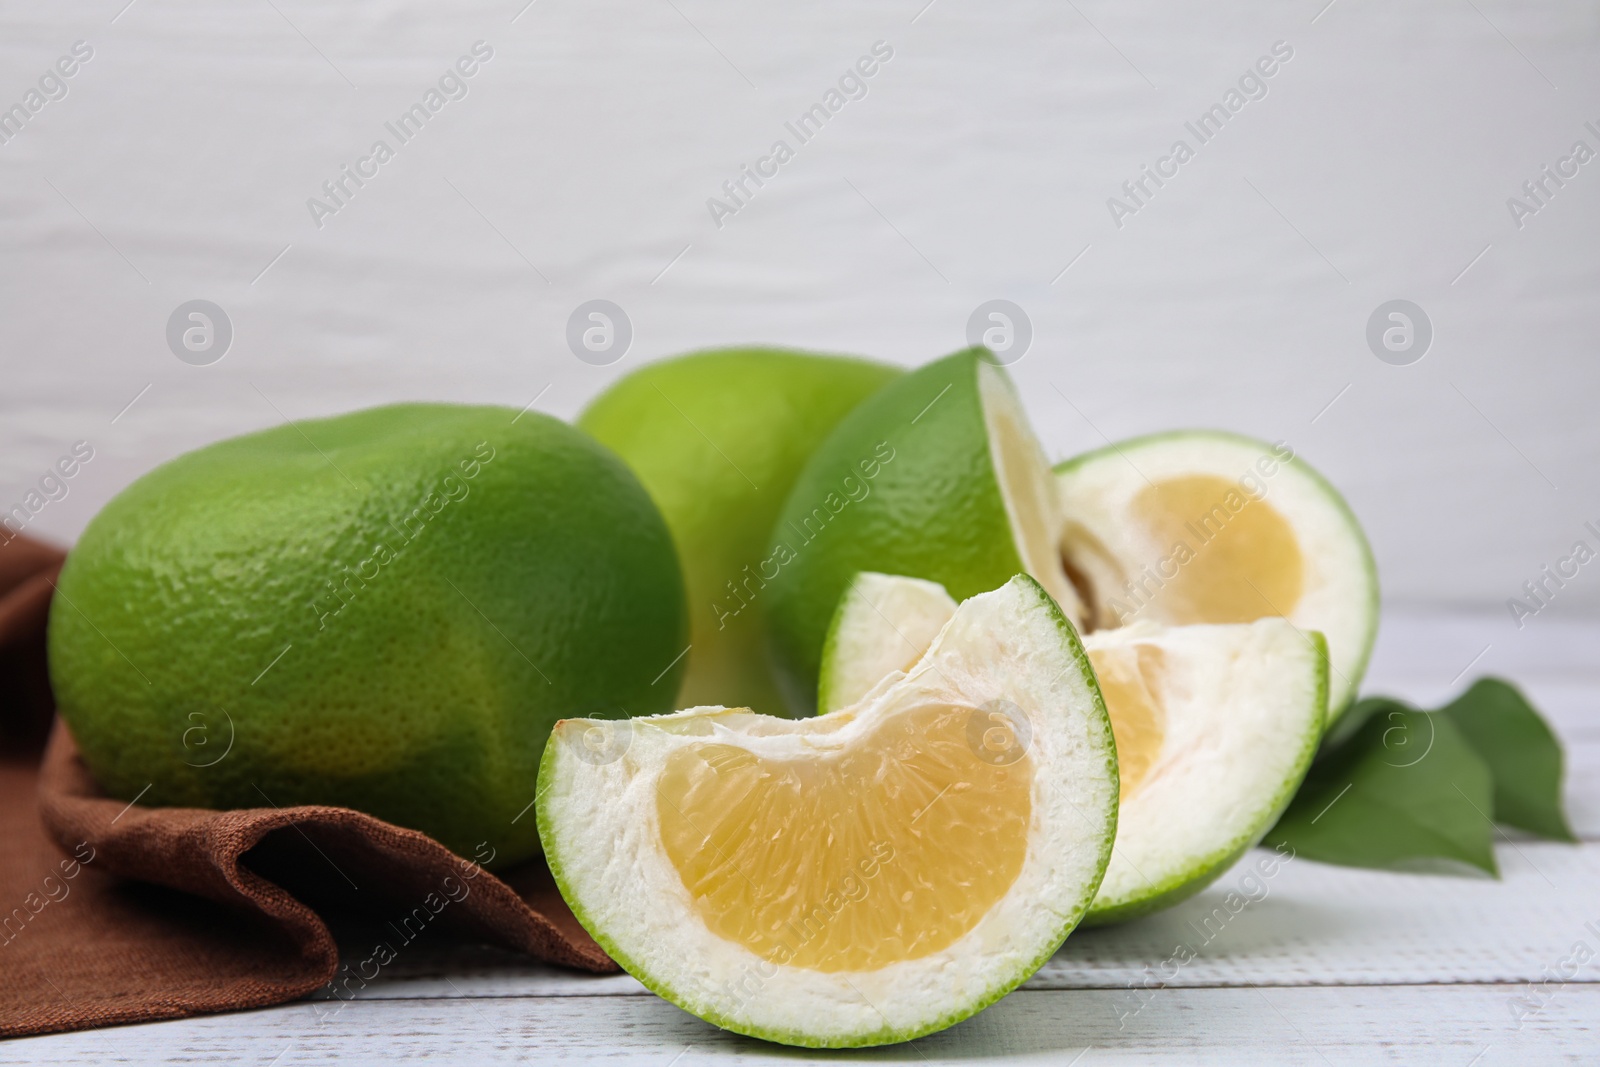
[540,577,1116,1046]
[820,573,960,714]
[978,362,1087,629]
[820,574,1324,919]
[1054,432,1374,717]
[1082,620,1323,913]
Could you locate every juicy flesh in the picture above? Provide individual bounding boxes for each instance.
[1130,475,1304,624]
[1086,645,1167,803]
[656,703,1032,973]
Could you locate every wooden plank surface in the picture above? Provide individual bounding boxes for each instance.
[5,611,1597,1063]
[6,985,1596,1065]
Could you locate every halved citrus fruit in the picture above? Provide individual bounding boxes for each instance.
[1055,430,1376,718]
[764,348,1084,715]
[538,576,1117,1047]
[820,573,1326,924]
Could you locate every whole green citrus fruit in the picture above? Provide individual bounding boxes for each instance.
[578,348,900,716]
[48,403,687,868]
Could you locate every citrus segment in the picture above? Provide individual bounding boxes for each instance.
[538,575,1116,1047]
[1089,642,1167,802]
[1085,621,1325,923]
[657,701,1031,972]
[1129,474,1305,623]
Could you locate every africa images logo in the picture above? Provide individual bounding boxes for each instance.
[705,41,894,229]
[306,42,495,229]
[1106,41,1294,229]
[711,440,896,630]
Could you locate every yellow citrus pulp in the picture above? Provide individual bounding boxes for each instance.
[656,702,1032,972]
[1087,643,1166,803]
[1129,474,1304,624]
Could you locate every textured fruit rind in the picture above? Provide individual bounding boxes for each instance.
[49,403,687,868]
[764,349,1023,715]
[578,348,900,717]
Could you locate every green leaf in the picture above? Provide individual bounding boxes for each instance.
[1266,704,1498,876]
[1269,678,1576,875]
[1319,694,1400,751]
[1441,677,1577,842]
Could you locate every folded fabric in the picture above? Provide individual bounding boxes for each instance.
[0,534,616,1040]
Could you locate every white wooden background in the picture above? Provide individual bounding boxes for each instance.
[1,0,1599,614]
[4,610,1597,1064]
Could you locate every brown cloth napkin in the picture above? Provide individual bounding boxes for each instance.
[0,534,617,1040]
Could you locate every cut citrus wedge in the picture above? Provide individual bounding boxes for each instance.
[1055,430,1376,719]
[1073,620,1325,921]
[763,348,1085,715]
[820,573,1326,924]
[538,576,1117,1047]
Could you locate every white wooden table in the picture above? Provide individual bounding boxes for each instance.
[5,610,1597,1065]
